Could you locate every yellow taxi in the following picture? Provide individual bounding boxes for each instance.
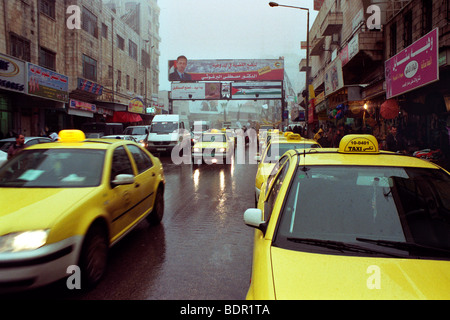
[245,134,450,299]
[254,133,321,204]
[192,130,233,165]
[0,130,165,292]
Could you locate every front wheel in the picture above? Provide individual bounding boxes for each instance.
[79,224,109,289]
[147,188,164,225]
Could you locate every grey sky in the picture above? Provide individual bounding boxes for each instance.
[158,0,318,95]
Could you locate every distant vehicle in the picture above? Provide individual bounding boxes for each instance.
[148,114,190,154]
[191,120,211,145]
[123,125,151,148]
[0,136,52,166]
[81,122,123,138]
[100,135,137,142]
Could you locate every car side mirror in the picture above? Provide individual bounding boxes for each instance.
[244,208,267,234]
[112,174,135,186]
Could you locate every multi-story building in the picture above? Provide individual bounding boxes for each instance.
[0,0,160,137]
[305,0,449,163]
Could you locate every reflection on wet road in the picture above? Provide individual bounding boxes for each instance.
[5,151,258,300]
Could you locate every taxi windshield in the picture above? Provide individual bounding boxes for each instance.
[275,166,450,259]
[263,143,320,163]
[201,134,225,143]
[0,149,105,188]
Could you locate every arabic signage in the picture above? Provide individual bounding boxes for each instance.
[69,99,97,113]
[171,83,222,100]
[27,63,69,102]
[128,97,145,114]
[78,78,104,95]
[231,82,282,99]
[385,28,439,99]
[168,59,284,82]
[0,53,26,93]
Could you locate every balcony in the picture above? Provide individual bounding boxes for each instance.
[320,11,343,36]
[310,36,325,56]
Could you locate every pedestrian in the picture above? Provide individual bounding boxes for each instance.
[7,133,25,160]
[314,128,324,142]
[386,125,407,154]
[332,125,345,147]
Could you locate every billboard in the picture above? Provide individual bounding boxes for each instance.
[171,83,222,100]
[0,53,26,93]
[168,59,284,82]
[27,63,69,102]
[385,28,439,99]
[231,82,282,99]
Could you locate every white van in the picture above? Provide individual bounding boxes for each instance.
[148,114,190,154]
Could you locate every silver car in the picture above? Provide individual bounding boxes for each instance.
[0,136,52,166]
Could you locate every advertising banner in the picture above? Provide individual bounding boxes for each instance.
[324,58,344,96]
[231,82,282,99]
[0,53,26,93]
[168,59,284,82]
[128,97,145,114]
[27,63,69,102]
[385,28,439,99]
[171,83,222,100]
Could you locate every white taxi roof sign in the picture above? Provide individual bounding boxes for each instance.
[338,134,379,154]
[58,129,86,143]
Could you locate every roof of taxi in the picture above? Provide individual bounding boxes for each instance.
[24,130,135,150]
[286,134,440,169]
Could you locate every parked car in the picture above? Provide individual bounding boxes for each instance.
[0,137,52,165]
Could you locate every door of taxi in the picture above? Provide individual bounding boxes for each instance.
[125,144,157,220]
[107,146,142,241]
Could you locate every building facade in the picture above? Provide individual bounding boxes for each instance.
[304,0,449,166]
[0,0,160,138]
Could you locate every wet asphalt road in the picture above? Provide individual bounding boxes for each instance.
[5,149,258,300]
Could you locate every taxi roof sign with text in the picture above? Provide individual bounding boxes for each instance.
[339,135,379,154]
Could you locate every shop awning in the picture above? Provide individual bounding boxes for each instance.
[111,111,143,123]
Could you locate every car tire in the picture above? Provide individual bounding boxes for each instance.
[79,223,109,290]
[147,187,164,225]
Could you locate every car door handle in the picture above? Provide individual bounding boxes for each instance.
[135,183,140,188]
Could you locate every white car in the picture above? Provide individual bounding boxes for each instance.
[0,137,52,166]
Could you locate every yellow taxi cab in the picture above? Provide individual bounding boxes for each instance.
[0,130,165,292]
[254,133,321,204]
[245,134,450,299]
[192,130,233,165]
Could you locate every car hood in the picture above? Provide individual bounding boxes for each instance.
[0,188,96,234]
[271,246,450,299]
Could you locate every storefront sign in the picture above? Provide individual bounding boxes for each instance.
[27,63,69,102]
[0,53,26,93]
[69,99,96,112]
[78,78,104,95]
[385,28,439,99]
[128,97,145,114]
[324,59,344,96]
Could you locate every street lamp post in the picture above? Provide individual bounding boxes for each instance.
[269,2,310,136]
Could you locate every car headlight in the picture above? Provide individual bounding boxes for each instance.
[218,148,226,152]
[0,230,49,253]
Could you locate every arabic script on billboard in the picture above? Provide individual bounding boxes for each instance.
[168,59,284,82]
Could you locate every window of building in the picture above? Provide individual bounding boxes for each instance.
[140,82,144,96]
[40,0,55,19]
[101,23,108,39]
[390,23,397,57]
[129,40,138,60]
[82,54,97,82]
[133,78,137,93]
[10,34,31,61]
[403,10,413,47]
[117,70,122,87]
[117,35,125,50]
[422,0,433,35]
[39,47,56,70]
[82,7,98,38]
[108,65,113,79]
[126,75,130,90]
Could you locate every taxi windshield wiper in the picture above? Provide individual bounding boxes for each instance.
[286,237,404,257]
[356,238,450,257]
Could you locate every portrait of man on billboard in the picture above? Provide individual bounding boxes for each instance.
[169,55,192,81]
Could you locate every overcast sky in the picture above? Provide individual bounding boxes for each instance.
[157,0,318,94]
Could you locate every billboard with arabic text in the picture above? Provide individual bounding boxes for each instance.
[168,59,284,82]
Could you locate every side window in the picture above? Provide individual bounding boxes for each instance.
[265,156,289,196]
[127,144,153,174]
[264,157,290,222]
[111,146,134,182]
[26,139,39,147]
